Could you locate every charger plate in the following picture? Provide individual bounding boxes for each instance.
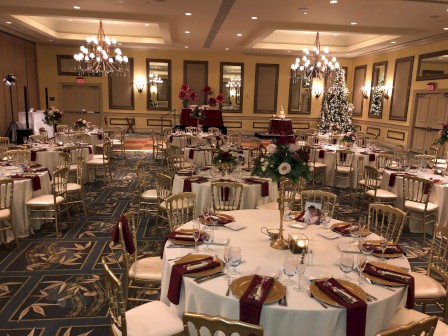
[362,261,409,287]
[331,222,371,237]
[358,240,403,259]
[230,275,285,304]
[175,254,223,277]
[168,229,203,246]
[310,278,367,307]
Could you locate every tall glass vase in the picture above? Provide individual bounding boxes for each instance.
[270,177,289,250]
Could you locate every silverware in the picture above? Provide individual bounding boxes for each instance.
[194,272,224,283]
[322,281,357,304]
[282,285,287,307]
[226,278,232,296]
[168,252,192,261]
[364,276,396,292]
[307,289,328,309]
[166,244,188,248]
[366,293,378,302]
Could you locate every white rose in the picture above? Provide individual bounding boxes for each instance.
[261,166,266,171]
[266,144,277,153]
[278,162,291,175]
[260,158,265,163]
[288,143,298,152]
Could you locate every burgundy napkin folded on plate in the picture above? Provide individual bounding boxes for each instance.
[188,149,195,159]
[168,256,220,304]
[183,176,208,192]
[167,231,204,242]
[315,278,367,336]
[364,263,414,308]
[369,154,376,162]
[240,275,274,324]
[10,174,41,191]
[294,210,305,222]
[332,223,352,235]
[362,243,405,255]
[111,215,135,254]
[244,178,269,197]
[208,214,233,225]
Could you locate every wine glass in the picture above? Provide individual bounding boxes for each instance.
[320,207,331,230]
[202,226,214,251]
[349,222,360,244]
[223,246,232,279]
[360,237,374,257]
[295,262,307,291]
[339,253,354,280]
[379,234,390,263]
[356,215,367,244]
[282,256,298,286]
[22,137,28,145]
[355,255,367,286]
[192,223,200,254]
[229,247,241,275]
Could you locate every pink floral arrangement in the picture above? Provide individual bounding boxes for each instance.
[208,93,225,106]
[179,84,198,107]
[341,131,357,143]
[74,119,90,129]
[43,106,63,126]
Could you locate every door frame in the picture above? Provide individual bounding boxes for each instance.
[58,82,103,126]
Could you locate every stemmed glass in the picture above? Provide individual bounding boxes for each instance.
[192,223,201,254]
[223,246,232,279]
[349,222,360,243]
[23,137,28,146]
[379,234,390,263]
[339,253,354,280]
[229,247,241,275]
[282,256,298,286]
[320,205,331,230]
[295,261,307,291]
[355,255,367,286]
[202,226,214,251]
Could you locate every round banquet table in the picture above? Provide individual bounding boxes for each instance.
[172,175,279,217]
[160,209,410,336]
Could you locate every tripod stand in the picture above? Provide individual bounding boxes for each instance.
[5,85,17,142]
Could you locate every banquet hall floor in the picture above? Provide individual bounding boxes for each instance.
[0,150,441,336]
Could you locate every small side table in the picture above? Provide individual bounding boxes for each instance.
[268,118,293,135]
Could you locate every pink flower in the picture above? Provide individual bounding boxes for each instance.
[278,162,291,175]
[203,86,212,95]
[208,97,217,106]
[189,91,198,101]
[216,94,225,103]
[178,91,187,100]
[181,84,190,92]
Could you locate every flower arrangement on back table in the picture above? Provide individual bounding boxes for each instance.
[208,93,225,107]
[74,119,91,130]
[251,137,310,183]
[341,131,357,144]
[179,84,198,108]
[190,106,206,120]
[212,146,238,165]
[435,123,448,145]
[43,106,63,126]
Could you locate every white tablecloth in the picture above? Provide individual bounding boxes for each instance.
[161,209,410,336]
[172,175,279,217]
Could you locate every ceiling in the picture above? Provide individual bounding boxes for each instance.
[0,0,447,58]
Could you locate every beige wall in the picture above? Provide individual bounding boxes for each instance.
[36,40,448,141]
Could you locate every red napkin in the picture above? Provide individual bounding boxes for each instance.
[111,215,135,254]
[244,178,269,197]
[364,263,414,308]
[369,154,376,162]
[332,223,352,235]
[30,149,46,161]
[315,278,367,336]
[10,174,41,191]
[362,243,405,255]
[294,210,305,222]
[240,275,274,324]
[388,173,408,187]
[318,150,325,159]
[208,214,233,225]
[167,256,220,304]
[183,176,208,192]
[188,149,195,159]
[29,164,51,180]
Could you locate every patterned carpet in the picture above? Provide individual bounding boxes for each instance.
[0,148,441,336]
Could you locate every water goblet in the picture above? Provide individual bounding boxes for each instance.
[360,238,374,257]
[202,226,214,251]
[229,247,241,275]
[223,246,232,279]
[339,253,354,280]
[23,137,28,145]
[320,208,331,230]
[379,235,389,263]
[355,255,367,286]
[282,256,298,286]
[192,223,201,254]
[349,222,360,244]
[294,262,307,291]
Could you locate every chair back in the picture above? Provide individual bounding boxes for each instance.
[364,166,380,190]
[52,167,69,199]
[56,125,69,133]
[375,315,437,336]
[117,212,138,276]
[336,150,355,169]
[368,204,406,244]
[301,190,337,218]
[166,145,183,157]
[228,132,242,146]
[209,127,221,134]
[306,135,319,146]
[102,141,113,161]
[74,156,85,185]
[402,176,432,206]
[185,126,197,133]
[355,156,365,184]
[4,149,31,165]
[101,257,128,336]
[57,152,71,170]
[155,173,172,203]
[29,134,47,143]
[427,225,448,285]
[165,192,196,231]
[183,312,264,336]
[68,147,85,165]
[167,154,187,177]
[211,182,244,211]
[376,154,393,173]
[0,178,14,213]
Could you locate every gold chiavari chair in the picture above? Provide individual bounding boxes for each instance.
[385,308,448,336]
[333,149,355,190]
[256,179,298,211]
[66,157,87,216]
[376,154,394,176]
[210,182,243,211]
[0,137,9,158]
[136,162,157,222]
[165,192,196,232]
[363,166,397,206]
[29,134,47,143]
[367,203,406,244]
[86,141,112,181]
[153,173,172,235]
[56,125,69,133]
[0,178,18,249]
[185,126,197,133]
[307,146,327,186]
[300,190,337,218]
[3,149,31,165]
[376,315,438,336]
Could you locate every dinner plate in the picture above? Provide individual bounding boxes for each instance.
[358,240,404,259]
[198,213,234,225]
[168,229,204,246]
[310,278,368,307]
[175,254,224,277]
[362,261,409,287]
[230,275,285,304]
[331,222,371,237]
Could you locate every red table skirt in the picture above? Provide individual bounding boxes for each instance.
[268,119,293,135]
[180,108,224,127]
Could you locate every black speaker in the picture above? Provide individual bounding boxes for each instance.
[16,129,33,144]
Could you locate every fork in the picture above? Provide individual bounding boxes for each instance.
[168,252,192,262]
[226,277,233,296]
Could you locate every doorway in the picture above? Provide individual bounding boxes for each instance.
[59,84,102,127]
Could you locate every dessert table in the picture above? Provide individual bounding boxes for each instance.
[160,209,410,336]
[180,108,224,127]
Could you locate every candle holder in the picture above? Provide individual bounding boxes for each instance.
[270,177,289,250]
[288,233,309,254]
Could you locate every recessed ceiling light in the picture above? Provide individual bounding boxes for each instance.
[145,23,149,26]
[6,21,12,24]
[237,33,242,37]
[49,39,53,42]
[185,12,192,16]
[438,57,443,60]
[225,48,229,51]
[118,43,122,45]
[330,0,338,3]
[73,5,80,9]
[444,27,448,30]
[287,50,291,53]
[347,53,351,56]
[251,16,257,20]
[184,46,189,49]
[303,12,308,15]
[350,22,357,25]
[333,33,339,36]
[391,41,397,44]
[185,31,190,34]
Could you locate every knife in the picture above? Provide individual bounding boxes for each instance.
[194,272,224,283]
[363,275,396,291]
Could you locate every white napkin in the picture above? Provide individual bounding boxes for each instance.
[338,242,360,253]
[224,222,246,231]
[291,223,307,229]
[210,237,229,245]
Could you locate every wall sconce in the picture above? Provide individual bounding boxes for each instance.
[313,88,323,99]
[361,86,370,99]
[381,86,390,100]
[134,77,146,93]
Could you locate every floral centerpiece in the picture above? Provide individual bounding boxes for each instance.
[436,123,448,144]
[43,106,63,126]
[208,93,225,107]
[212,146,238,176]
[341,131,357,144]
[251,137,310,183]
[179,84,198,108]
[73,119,90,130]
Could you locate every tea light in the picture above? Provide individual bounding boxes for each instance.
[288,233,309,254]
[58,141,63,146]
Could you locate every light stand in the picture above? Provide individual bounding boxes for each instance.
[4,74,17,142]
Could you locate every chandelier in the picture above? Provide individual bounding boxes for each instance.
[149,73,163,86]
[226,76,241,93]
[290,32,339,82]
[73,20,129,75]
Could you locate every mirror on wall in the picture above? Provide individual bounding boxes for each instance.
[146,59,171,110]
[288,77,311,114]
[390,56,414,121]
[352,65,367,116]
[368,61,387,118]
[219,62,244,112]
[416,50,448,81]
[254,63,279,114]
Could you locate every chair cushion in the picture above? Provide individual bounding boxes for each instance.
[142,189,157,200]
[0,208,10,219]
[308,162,327,168]
[92,154,103,159]
[366,189,397,199]
[256,202,278,210]
[69,164,78,171]
[336,166,352,173]
[387,308,448,336]
[129,257,162,281]
[67,183,82,192]
[87,158,109,165]
[111,300,183,336]
[404,200,438,212]
[26,195,65,205]
[410,271,446,299]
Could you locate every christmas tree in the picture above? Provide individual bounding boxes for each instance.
[317,68,355,134]
[369,72,385,116]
